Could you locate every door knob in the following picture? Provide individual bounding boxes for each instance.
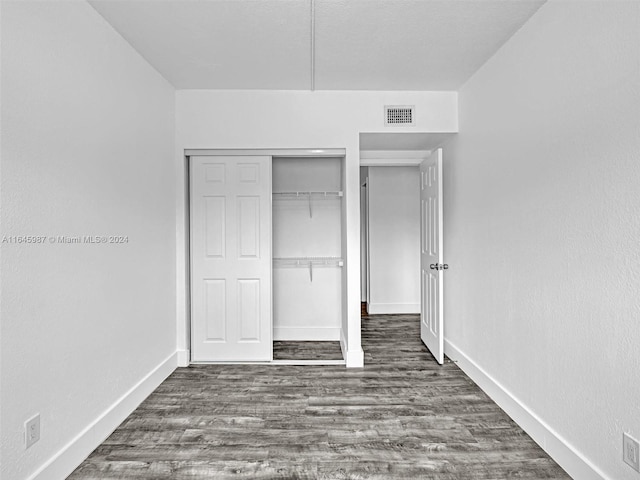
[429,263,449,271]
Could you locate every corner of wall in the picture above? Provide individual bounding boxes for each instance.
[444,340,610,480]
[176,350,190,367]
[27,353,177,480]
[340,329,364,368]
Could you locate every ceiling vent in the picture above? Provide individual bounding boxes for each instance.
[385,105,415,126]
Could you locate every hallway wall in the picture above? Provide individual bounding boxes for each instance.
[1,2,176,478]
[366,166,420,314]
[444,1,640,479]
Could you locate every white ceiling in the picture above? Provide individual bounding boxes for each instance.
[89,0,546,91]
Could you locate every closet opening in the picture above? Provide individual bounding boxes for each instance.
[272,156,345,363]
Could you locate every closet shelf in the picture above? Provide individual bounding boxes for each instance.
[273,256,343,267]
[273,257,344,281]
[273,191,343,198]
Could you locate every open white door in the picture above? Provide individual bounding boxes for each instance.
[420,149,445,364]
[190,155,272,362]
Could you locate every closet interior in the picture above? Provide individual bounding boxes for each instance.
[271,156,344,362]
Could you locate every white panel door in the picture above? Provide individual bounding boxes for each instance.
[190,155,272,361]
[420,149,444,364]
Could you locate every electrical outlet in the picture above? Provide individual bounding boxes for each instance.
[624,432,640,472]
[24,414,40,449]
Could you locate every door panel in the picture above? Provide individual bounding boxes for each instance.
[191,155,272,361]
[204,196,226,257]
[237,196,260,258]
[204,279,226,341]
[420,149,444,364]
[237,279,261,342]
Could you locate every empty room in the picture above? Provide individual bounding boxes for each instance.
[1,0,639,479]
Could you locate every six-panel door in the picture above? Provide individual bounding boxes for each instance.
[190,155,272,361]
[420,149,444,365]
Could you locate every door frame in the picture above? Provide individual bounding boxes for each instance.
[182,148,347,365]
[359,149,444,360]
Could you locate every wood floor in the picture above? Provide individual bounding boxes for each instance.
[273,341,343,361]
[69,315,570,479]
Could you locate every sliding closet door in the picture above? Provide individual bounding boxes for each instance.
[190,155,272,361]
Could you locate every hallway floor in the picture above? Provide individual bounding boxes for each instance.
[69,315,570,479]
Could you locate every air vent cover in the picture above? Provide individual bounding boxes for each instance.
[385,105,415,126]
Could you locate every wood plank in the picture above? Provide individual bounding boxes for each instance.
[273,341,343,361]
[68,315,570,479]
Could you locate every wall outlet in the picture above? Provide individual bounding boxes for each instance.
[624,432,640,472]
[25,414,40,449]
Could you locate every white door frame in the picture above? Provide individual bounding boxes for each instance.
[184,149,347,364]
[359,149,444,363]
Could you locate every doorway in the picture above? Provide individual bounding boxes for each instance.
[361,165,421,315]
[359,133,453,364]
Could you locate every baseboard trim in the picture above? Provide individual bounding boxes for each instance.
[340,329,364,368]
[367,303,420,315]
[444,339,609,480]
[273,326,340,341]
[28,352,178,480]
[177,349,190,367]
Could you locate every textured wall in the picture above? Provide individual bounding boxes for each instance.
[1,2,176,478]
[445,1,640,478]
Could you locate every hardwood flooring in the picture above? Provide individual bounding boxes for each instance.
[69,315,570,479]
[273,341,343,361]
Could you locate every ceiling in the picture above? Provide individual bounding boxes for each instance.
[89,0,546,91]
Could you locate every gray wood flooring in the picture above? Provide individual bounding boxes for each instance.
[68,315,570,479]
[273,341,343,361]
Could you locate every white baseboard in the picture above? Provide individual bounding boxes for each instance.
[28,352,178,480]
[444,339,609,480]
[367,302,420,315]
[273,326,340,341]
[177,349,190,367]
[340,330,364,368]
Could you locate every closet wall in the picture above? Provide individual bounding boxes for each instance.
[272,157,343,340]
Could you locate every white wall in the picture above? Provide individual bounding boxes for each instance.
[444,1,640,479]
[367,167,420,314]
[1,2,176,479]
[175,90,458,366]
